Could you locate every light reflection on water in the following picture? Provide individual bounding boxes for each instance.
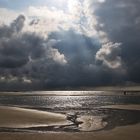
[0,93,140,110]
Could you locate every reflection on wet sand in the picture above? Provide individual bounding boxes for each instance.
[0,106,140,133]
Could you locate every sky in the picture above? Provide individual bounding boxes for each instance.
[0,0,140,90]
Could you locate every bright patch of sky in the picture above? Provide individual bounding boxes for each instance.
[0,0,68,11]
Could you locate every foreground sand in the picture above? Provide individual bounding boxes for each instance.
[0,106,67,128]
[0,123,140,140]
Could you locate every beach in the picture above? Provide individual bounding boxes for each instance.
[0,106,67,128]
[0,105,140,140]
[0,92,140,140]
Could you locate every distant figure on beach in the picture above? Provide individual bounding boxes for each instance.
[124,91,127,95]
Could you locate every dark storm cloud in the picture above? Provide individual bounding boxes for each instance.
[0,15,47,68]
[0,14,126,90]
[93,0,140,84]
[0,15,67,90]
[0,15,28,68]
[22,30,124,88]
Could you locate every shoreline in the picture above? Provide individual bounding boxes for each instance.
[0,90,140,96]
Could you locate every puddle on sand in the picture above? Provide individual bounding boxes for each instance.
[77,116,107,131]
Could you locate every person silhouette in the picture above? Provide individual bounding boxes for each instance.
[124,91,126,95]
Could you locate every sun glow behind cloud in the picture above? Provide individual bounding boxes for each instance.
[54,0,67,5]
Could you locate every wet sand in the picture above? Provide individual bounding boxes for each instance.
[101,105,140,111]
[0,105,140,140]
[0,123,140,140]
[0,106,67,128]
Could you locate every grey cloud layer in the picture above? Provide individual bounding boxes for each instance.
[0,0,139,90]
[0,14,125,90]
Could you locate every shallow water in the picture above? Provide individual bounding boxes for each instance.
[0,91,140,132]
[0,94,140,110]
